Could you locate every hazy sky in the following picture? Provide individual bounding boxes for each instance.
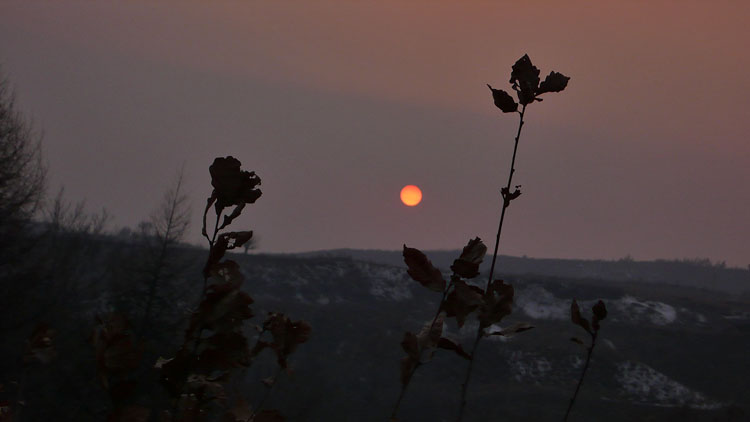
[1,1,749,266]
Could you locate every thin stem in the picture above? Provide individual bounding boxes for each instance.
[456,326,482,421]
[456,104,527,422]
[248,365,285,422]
[172,218,221,421]
[390,283,453,420]
[563,332,598,422]
[485,105,525,291]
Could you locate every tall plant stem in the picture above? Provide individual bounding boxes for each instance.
[390,285,452,420]
[171,219,220,421]
[563,333,597,422]
[248,365,285,422]
[457,104,526,422]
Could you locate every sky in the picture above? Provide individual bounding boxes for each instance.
[1,1,749,266]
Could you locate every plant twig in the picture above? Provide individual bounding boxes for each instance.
[564,332,598,421]
[457,104,526,422]
[390,283,453,420]
[248,365,284,422]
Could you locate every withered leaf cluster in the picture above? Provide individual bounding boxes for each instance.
[398,238,532,385]
[570,299,608,345]
[24,323,57,365]
[155,157,309,421]
[488,54,570,112]
[90,314,143,406]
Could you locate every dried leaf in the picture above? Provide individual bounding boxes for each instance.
[209,156,262,214]
[592,300,607,331]
[403,245,446,292]
[571,300,592,334]
[443,279,483,327]
[263,313,312,368]
[91,314,142,389]
[187,277,253,336]
[509,54,540,105]
[204,260,245,288]
[24,323,56,364]
[487,85,518,113]
[204,234,254,276]
[450,237,487,279]
[437,337,471,360]
[478,280,514,328]
[592,300,607,321]
[416,314,444,353]
[537,71,570,94]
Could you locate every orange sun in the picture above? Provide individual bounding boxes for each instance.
[400,185,422,206]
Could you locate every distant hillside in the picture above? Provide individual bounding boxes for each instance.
[286,249,750,295]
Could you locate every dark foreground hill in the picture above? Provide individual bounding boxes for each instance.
[229,252,749,421]
[1,236,748,421]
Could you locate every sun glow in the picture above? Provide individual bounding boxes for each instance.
[400,185,422,206]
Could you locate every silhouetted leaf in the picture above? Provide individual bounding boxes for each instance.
[570,337,584,346]
[443,279,483,327]
[501,186,522,206]
[403,245,446,292]
[437,337,471,360]
[537,71,570,94]
[571,299,592,334]
[485,322,535,337]
[91,314,142,389]
[416,314,443,357]
[592,300,607,320]
[204,233,254,276]
[509,54,540,105]
[478,280,514,328]
[487,85,518,113]
[450,237,487,279]
[263,313,312,368]
[24,323,56,364]
[188,280,254,336]
[592,300,607,331]
[209,156,262,214]
[204,259,246,286]
[218,203,245,230]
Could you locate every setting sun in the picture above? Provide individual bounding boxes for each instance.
[400,185,422,206]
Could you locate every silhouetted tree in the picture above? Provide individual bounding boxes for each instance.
[0,71,46,268]
[137,166,191,335]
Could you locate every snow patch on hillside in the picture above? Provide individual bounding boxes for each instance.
[360,263,413,301]
[616,361,722,409]
[508,351,552,383]
[615,296,677,325]
[516,285,568,320]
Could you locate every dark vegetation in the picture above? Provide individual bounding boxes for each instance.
[1,55,749,422]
